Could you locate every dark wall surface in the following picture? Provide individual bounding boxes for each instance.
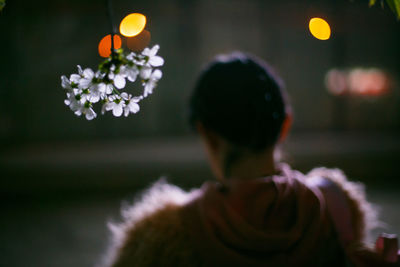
[1,2,400,267]
[1,0,399,145]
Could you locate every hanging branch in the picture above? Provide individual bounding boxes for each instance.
[61,1,164,120]
[107,0,116,55]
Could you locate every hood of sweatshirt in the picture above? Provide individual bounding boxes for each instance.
[180,164,335,266]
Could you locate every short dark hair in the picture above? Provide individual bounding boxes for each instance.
[189,52,290,152]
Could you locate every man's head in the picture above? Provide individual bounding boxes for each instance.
[189,52,292,179]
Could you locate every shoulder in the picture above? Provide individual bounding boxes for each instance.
[305,167,378,244]
[102,180,203,267]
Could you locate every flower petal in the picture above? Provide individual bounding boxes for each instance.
[149,45,159,56]
[105,102,114,111]
[143,82,155,97]
[77,65,83,75]
[113,104,123,117]
[142,47,151,56]
[120,92,129,100]
[151,69,163,80]
[105,84,113,94]
[140,67,152,80]
[61,75,70,89]
[79,78,91,89]
[126,67,139,82]
[89,92,100,103]
[114,74,126,89]
[83,68,94,79]
[124,106,130,117]
[70,74,81,83]
[149,56,164,67]
[85,108,97,120]
[129,102,140,113]
[74,109,82,116]
[98,83,106,93]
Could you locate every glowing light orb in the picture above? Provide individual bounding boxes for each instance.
[119,13,146,37]
[127,30,151,52]
[309,17,331,40]
[98,34,122,58]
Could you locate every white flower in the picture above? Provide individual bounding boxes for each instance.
[142,45,164,67]
[69,73,81,87]
[73,101,97,120]
[103,95,125,117]
[64,93,84,112]
[76,69,109,103]
[87,71,109,103]
[88,85,102,103]
[126,52,136,62]
[98,82,113,95]
[140,66,152,80]
[74,68,97,103]
[121,92,141,117]
[127,52,145,66]
[143,69,162,97]
[120,65,139,82]
[83,106,97,120]
[113,74,126,89]
[61,75,73,91]
[77,65,83,75]
[67,65,84,86]
[79,68,95,89]
[108,65,126,89]
[61,45,164,120]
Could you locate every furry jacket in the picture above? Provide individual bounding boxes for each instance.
[101,164,398,267]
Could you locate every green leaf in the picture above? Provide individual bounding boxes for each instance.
[0,0,5,12]
[385,0,400,19]
[386,0,396,12]
[393,0,400,19]
[369,0,377,7]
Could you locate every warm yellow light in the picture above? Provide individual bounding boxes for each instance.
[309,17,331,40]
[119,13,146,37]
[98,34,122,58]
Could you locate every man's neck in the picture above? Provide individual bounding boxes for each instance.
[227,149,277,180]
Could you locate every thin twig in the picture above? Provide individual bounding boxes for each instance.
[106,0,116,56]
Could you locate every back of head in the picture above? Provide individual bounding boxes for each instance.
[189,52,290,152]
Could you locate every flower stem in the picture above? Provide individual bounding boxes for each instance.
[112,87,121,96]
[106,0,116,56]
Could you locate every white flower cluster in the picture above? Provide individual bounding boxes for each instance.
[61,45,164,120]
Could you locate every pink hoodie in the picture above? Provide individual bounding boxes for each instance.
[107,164,399,267]
[180,165,337,266]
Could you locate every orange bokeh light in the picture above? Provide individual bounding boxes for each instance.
[98,34,122,58]
[127,30,151,52]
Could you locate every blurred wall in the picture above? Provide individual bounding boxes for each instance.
[1,0,399,145]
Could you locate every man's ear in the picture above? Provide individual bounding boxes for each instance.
[279,113,292,142]
[196,122,220,151]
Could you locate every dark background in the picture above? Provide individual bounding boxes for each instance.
[1,0,399,266]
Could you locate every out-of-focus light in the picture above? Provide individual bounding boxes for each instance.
[309,17,331,40]
[325,69,347,95]
[325,68,390,96]
[119,13,146,37]
[348,68,389,96]
[98,34,122,58]
[127,30,151,52]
